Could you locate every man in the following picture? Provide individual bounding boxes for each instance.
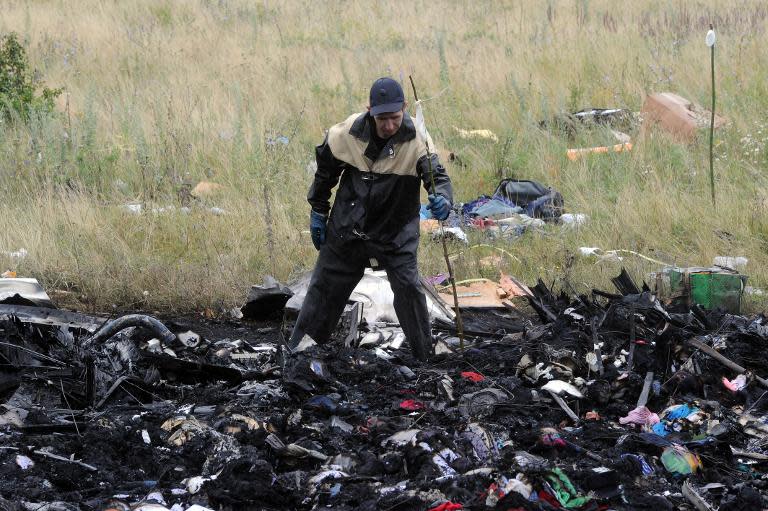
[289,77,453,361]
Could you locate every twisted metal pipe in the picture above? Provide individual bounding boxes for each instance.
[82,314,176,349]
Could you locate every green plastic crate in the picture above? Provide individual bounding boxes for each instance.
[668,267,747,313]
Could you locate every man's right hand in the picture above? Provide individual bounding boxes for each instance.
[310,210,327,250]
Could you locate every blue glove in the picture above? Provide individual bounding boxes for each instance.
[427,194,450,221]
[310,210,327,250]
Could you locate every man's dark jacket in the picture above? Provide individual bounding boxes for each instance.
[308,111,453,251]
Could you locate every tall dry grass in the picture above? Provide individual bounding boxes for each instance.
[0,0,767,312]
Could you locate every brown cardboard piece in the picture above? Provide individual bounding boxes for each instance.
[438,280,509,308]
[191,181,224,197]
[641,92,726,142]
[437,274,530,309]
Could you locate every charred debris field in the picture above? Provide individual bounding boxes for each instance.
[1,270,768,510]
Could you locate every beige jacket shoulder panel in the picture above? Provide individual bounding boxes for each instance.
[327,112,430,177]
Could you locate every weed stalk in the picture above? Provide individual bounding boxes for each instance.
[707,24,716,206]
[409,75,465,351]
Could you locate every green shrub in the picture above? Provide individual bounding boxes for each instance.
[0,32,62,123]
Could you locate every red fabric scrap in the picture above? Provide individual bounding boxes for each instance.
[487,482,503,499]
[399,399,425,411]
[471,218,495,229]
[460,371,485,382]
[538,490,562,508]
[427,502,463,511]
[540,432,567,448]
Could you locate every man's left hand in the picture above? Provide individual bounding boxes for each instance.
[428,194,451,221]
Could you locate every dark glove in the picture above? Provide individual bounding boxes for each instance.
[310,210,327,250]
[428,194,451,221]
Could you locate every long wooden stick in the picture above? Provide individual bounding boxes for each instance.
[33,449,97,471]
[408,76,465,351]
[627,303,637,372]
[688,337,768,389]
[637,371,654,408]
[546,390,580,423]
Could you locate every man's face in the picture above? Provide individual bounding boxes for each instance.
[370,108,405,139]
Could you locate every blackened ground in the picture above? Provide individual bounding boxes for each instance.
[0,302,767,510]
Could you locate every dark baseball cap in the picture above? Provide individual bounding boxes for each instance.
[369,77,405,116]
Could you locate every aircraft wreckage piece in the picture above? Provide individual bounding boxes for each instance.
[82,314,176,349]
[0,304,105,332]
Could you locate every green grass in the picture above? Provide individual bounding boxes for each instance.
[0,0,767,314]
